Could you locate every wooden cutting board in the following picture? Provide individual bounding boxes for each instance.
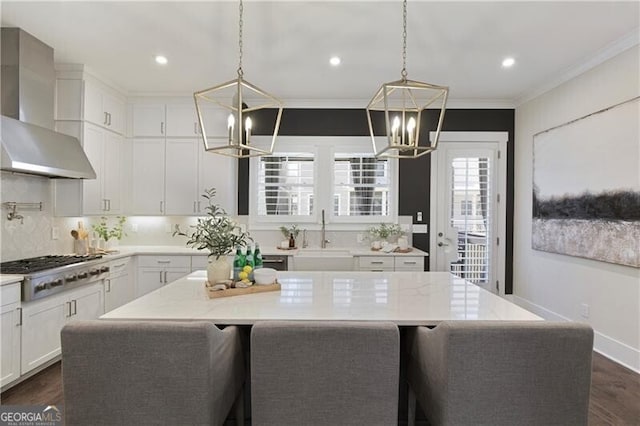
[205,282,281,299]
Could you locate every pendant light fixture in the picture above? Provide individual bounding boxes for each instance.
[194,0,283,158]
[366,0,448,159]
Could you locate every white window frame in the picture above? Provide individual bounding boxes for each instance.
[249,136,398,230]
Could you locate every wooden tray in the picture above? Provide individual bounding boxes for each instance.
[276,246,297,250]
[205,282,281,299]
[394,248,413,253]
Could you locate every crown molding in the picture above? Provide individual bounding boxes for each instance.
[515,28,640,107]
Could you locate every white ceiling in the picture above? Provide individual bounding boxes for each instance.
[1,1,638,106]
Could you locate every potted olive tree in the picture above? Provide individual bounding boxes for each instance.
[174,188,251,283]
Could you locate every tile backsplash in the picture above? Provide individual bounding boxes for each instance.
[1,172,416,262]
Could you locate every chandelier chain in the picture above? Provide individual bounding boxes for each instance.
[401,0,407,80]
[237,0,244,77]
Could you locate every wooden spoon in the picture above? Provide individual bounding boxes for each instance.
[71,229,79,240]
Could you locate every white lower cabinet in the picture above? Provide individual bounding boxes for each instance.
[136,256,191,297]
[104,258,134,313]
[357,256,395,272]
[1,283,21,387]
[21,283,104,375]
[356,255,425,271]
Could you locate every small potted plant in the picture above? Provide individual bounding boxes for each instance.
[92,216,127,250]
[368,223,403,249]
[279,225,300,248]
[174,188,252,283]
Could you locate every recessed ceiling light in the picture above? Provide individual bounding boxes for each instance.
[329,56,341,66]
[155,55,168,65]
[502,57,515,68]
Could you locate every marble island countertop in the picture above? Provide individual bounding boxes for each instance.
[101,270,540,325]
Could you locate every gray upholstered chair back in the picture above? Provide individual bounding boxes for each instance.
[61,320,245,426]
[251,320,400,426]
[407,321,594,426]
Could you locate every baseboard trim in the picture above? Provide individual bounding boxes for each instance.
[513,296,640,374]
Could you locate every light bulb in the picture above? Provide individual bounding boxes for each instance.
[407,117,416,132]
[245,117,252,130]
[391,116,400,144]
[227,114,235,129]
[392,116,400,131]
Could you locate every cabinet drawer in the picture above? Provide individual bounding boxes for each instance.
[358,256,394,271]
[394,256,424,271]
[1,283,21,307]
[137,255,191,268]
[109,257,132,277]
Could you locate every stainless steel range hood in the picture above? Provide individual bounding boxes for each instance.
[1,28,95,179]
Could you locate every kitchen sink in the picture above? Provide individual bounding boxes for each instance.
[292,248,354,271]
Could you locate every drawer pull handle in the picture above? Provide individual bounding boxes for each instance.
[157,260,171,264]
[403,262,417,265]
[371,261,384,265]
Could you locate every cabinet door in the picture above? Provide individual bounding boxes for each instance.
[105,273,134,312]
[0,303,21,387]
[166,104,199,137]
[82,124,105,215]
[21,294,68,374]
[136,268,166,297]
[131,139,166,215]
[200,105,231,138]
[198,147,237,214]
[103,93,125,134]
[132,104,165,137]
[103,131,123,213]
[165,269,191,284]
[165,138,199,215]
[83,80,106,127]
[68,284,104,322]
[394,256,424,271]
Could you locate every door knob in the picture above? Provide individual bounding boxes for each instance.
[438,242,449,247]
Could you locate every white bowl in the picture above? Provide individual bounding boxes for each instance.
[253,268,277,285]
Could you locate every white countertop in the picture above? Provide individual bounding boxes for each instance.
[0,275,23,287]
[101,270,540,325]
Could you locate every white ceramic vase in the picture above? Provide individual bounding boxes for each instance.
[207,256,231,284]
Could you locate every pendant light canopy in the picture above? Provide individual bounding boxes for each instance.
[194,0,283,158]
[366,0,448,159]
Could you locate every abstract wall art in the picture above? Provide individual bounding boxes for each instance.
[532,97,640,267]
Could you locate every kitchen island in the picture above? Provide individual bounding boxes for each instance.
[101,270,541,325]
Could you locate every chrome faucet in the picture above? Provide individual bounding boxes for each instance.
[321,209,329,248]
[302,229,309,248]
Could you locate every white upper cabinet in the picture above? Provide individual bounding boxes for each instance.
[80,123,123,215]
[84,79,125,134]
[132,104,166,137]
[199,144,237,215]
[134,103,229,138]
[165,138,199,215]
[131,138,166,215]
[166,104,199,137]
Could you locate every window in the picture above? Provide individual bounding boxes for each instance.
[256,154,314,217]
[334,155,390,217]
[251,136,397,225]
[460,200,473,215]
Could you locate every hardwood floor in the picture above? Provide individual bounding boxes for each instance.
[1,352,638,425]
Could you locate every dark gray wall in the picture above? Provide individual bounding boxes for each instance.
[238,108,515,293]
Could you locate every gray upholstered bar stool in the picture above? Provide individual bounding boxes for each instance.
[406,321,594,426]
[251,321,400,426]
[61,320,245,426]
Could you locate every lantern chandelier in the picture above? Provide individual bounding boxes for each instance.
[366,0,449,159]
[194,0,283,158]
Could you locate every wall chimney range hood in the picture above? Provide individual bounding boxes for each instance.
[1,28,95,179]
